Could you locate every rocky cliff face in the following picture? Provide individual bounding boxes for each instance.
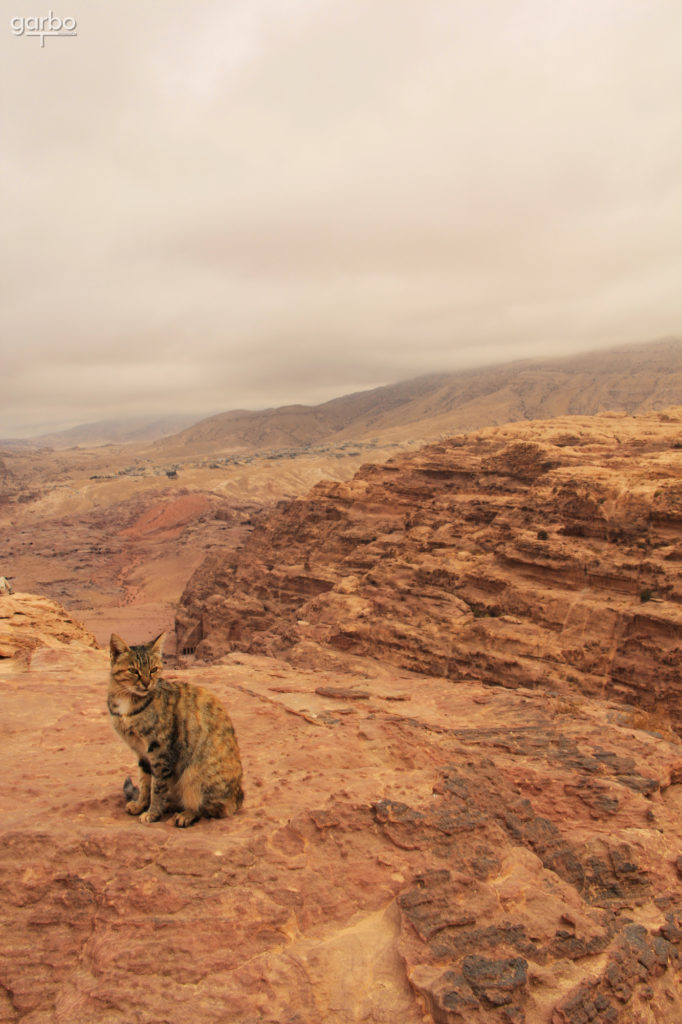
[177,410,682,728]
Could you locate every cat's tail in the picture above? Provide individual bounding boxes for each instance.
[123,776,139,802]
[215,779,243,818]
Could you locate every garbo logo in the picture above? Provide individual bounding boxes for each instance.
[11,11,77,46]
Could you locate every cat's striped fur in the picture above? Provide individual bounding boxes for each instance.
[108,632,243,827]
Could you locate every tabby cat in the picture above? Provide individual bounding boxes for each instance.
[107,632,243,827]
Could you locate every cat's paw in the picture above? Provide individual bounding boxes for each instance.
[125,800,148,816]
[174,811,199,828]
[138,810,161,824]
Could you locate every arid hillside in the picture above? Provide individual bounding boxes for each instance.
[157,337,682,455]
[177,408,682,730]
[5,338,681,459]
[20,412,203,449]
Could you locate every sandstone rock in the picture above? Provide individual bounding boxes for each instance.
[314,685,370,700]
[0,591,98,662]
[2,648,682,1022]
[177,410,682,730]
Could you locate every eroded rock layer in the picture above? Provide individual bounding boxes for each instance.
[0,591,97,660]
[177,410,682,726]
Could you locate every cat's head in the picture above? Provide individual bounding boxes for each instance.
[109,632,165,695]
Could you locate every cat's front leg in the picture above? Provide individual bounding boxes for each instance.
[139,761,173,823]
[125,758,151,815]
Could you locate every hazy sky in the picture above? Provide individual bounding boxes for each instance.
[2,1,681,436]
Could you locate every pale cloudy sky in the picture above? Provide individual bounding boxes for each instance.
[1,0,681,436]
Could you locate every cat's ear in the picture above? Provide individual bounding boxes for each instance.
[110,634,129,661]
[151,632,166,654]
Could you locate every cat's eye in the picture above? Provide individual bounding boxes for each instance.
[151,667,158,675]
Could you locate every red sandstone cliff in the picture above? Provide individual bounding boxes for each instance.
[177,409,682,729]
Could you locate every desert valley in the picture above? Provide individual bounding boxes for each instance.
[2,339,682,1023]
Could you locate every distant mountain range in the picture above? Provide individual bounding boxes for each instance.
[0,413,205,450]
[156,336,682,455]
[4,336,681,453]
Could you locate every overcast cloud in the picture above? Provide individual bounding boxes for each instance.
[1,0,681,436]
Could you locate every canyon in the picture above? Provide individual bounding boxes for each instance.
[3,338,681,651]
